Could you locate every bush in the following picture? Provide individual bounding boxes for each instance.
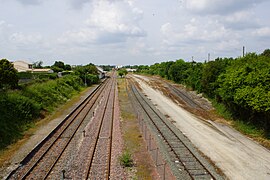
[38,73,58,80]
[22,75,83,111]
[18,72,33,79]
[119,151,133,167]
[0,75,84,149]
[0,93,40,149]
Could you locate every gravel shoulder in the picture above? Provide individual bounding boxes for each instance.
[0,85,98,179]
[132,74,270,180]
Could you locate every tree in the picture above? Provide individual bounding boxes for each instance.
[201,58,231,98]
[168,59,189,83]
[218,53,270,112]
[64,64,72,71]
[0,59,18,89]
[73,64,99,86]
[33,61,43,68]
[118,68,128,78]
[261,49,270,58]
[53,61,65,69]
[51,61,65,72]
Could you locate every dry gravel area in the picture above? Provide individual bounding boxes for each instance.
[131,74,270,180]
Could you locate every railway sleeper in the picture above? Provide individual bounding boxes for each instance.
[184,162,204,169]
[189,172,213,180]
[168,140,185,146]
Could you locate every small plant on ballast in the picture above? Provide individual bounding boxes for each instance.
[119,150,133,167]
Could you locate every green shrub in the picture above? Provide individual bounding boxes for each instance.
[0,75,84,149]
[18,72,33,79]
[119,151,133,167]
[38,73,58,80]
[0,92,40,149]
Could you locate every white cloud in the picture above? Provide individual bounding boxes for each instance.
[185,0,266,15]
[160,17,246,60]
[253,27,270,37]
[85,0,144,36]
[9,32,43,44]
[222,10,259,30]
[57,28,97,45]
[6,0,43,5]
[161,18,237,46]
[69,0,90,9]
[60,0,145,45]
[0,20,12,32]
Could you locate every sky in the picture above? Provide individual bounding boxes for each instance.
[0,0,270,66]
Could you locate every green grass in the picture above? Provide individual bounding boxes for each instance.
[0,75,85,150]
[233,121,264,138]
[210,98,270,148]
[119,150,133,167]
[211,99,233,120]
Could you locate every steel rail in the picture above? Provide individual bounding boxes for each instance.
[129,81,215,180]
[85,76,116,179]
[166,82,200,109]
[43,79,112,179]
[7,78,109,180]
[107,77,116,179]
[22,79,110,180]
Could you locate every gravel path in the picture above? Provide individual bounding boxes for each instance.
[132,74,270,180]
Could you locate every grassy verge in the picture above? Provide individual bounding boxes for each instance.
[211,99,270,149]
[117,77,155,179]
[0,85,92,171]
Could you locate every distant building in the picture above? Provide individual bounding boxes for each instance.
[12,60,33,72]
[12,60,53,73]
[115,65,123,69]
[32,69,54,73]
[96,66,105,79]
[126,68,137,72]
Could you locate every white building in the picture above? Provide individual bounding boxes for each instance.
[12,60,53,73]
[95,66,105,79]
[12,60,33,72]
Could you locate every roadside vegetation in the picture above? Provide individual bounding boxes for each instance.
[133,49,270,143]
[0,59,99,150]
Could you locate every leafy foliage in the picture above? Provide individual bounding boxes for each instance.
[0,59,18,89]
[73,63,99,86]
[32,61,43,68]
[0,93,41,148]
[99,65,115,71]
[118,68,128,78]
[0,75,85,149]
[51,61,72,72]
[261,49,270,58]
[201,58,231,98]
[119,151,133,167]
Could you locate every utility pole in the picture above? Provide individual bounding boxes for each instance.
[208,53,210,62]
[243,46,245,57]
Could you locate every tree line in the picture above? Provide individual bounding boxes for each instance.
[135,49,270,138]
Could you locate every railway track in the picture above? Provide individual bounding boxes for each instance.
[165,82,201,109]
[71,75,117,179]
[7,74,117,180]
[128,80,222,180]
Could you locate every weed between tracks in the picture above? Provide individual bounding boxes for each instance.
[119,150,133,167]
[117,78,157,180]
